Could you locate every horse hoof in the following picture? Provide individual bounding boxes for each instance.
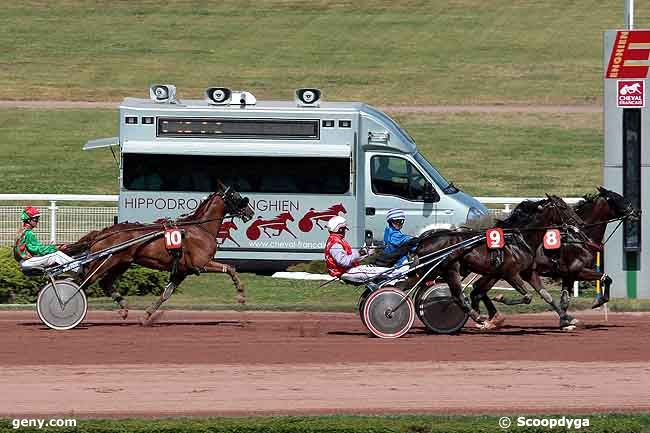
[490,313,506,328]
[140,311,163,327]
[493,294,504,303]
[477,320,496,330]
[118,308,129,320]
[237,295,246,305]
[562,325,577,331]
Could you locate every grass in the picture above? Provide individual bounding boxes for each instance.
[1,413,650,433]
[0,109,602,197]
[1,1,649,105]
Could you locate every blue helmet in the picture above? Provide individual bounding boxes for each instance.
[386,208,406,222]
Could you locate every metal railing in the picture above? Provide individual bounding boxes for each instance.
[0,194,581,246]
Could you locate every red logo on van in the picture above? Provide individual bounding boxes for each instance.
[246,212,297,240]
[298,204,347,232]
[617,81,644,107]
[217,220,240,247]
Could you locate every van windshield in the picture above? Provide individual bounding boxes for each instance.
[414,153,458,194]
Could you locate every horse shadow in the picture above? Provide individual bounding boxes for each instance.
[20,320,249,330]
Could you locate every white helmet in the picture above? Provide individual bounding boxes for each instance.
[327,215,348,233]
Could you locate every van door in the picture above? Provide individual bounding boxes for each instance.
[364,153,455,243]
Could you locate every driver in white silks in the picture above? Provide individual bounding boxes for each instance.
[324,216,396,283]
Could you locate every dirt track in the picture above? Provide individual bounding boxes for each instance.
[2,310,649,418]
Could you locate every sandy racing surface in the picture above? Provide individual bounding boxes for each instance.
[2,310,650,418]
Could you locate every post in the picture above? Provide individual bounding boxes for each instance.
[49,200,57,243]
[573,281,579,298]
[625,0,634,30]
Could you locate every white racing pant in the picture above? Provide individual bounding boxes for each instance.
[341,265,408,284]
[21,251,79,272]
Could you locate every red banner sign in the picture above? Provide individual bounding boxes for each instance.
[606,30,650,79]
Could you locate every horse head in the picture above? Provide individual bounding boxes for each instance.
[596,186,640,221]
[217,181,254,222]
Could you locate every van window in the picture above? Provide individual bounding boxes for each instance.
[123,153,349,194]
[371,155,434,201]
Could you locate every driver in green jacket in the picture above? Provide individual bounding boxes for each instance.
[14,206,78,272]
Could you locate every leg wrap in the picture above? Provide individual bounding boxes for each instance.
[538,288,554,304]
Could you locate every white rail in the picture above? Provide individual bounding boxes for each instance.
[0,194,581,246]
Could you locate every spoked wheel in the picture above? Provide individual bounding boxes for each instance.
[36,279,87,330]
[415,283,468,334]
[357,288,372,326]
[362,287,415,339]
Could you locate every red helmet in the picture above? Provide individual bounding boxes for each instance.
[21,206,41,222]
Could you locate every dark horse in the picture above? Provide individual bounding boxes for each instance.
[473,188,640,327]
[414,196,592,329]
[558,186,640,310]
[64,183,254,323]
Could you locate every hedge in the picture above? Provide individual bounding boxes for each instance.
[0,247,168,303]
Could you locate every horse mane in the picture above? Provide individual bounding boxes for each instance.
[575,191,600,216]
[176,192,221,222]
[496,199,546,228]
[417,227,479,244]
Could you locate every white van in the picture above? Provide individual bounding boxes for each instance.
[85,86,488,268]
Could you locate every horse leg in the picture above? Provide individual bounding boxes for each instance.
[472,276,506,330]
[471,276,499,320]
[560,278,573,312]
[99,263,131,319]
[141,274,187,325]
[526,271,578,329]
[201,260,246,304]
[442,266,481,324]
[569,267,612,308]
[492,275,534,305]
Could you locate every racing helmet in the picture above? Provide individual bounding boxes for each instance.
[21,206,41,222]
[327,215,348,233]
[386,208,406,223]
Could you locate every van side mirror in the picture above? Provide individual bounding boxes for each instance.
[423,183,439,203]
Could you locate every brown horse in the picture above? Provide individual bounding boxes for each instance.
[64,183,254,323]
[415,196,592,329]
[470,195,601,329]
[558,186,640,309]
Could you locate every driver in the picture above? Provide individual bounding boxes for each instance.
[324,216,392,283]
[383,208,417,267]
[14,206,78,272]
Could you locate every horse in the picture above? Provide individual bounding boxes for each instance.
[470,195,604,329]
[414,195,591,330]
[558,186,640,309]
[63,183,254,323]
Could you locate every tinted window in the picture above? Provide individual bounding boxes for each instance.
[123,154,349,194]
[371,155,433,201]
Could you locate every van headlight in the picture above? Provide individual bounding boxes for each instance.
[466,207,485,222]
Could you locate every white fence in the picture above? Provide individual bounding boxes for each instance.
[0,194,581,246]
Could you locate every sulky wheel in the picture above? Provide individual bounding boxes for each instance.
[362,287,415,339]
[416,283,468,334]
[36,279,87,330]
[357,288,372,326]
